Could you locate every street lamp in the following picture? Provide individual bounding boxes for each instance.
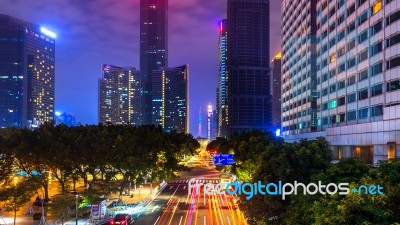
[75,194,78,225]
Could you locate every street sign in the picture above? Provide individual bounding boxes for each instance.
[213,154,235,166]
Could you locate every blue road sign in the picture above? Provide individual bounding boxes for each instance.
[213,154,235,166]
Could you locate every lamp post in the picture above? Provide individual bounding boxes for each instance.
[75,194,78,225]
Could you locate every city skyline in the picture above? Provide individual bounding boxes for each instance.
[0,0,281,135]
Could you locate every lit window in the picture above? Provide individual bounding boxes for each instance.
[330,53,337,63]
[372,1,382,15]
[388,143,395,159]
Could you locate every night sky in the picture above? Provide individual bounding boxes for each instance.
[1,0,281,136]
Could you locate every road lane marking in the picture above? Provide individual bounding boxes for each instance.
[168,199,180,225]
[151,205,158,213]
[170,186,173,190]
[183,186,186,190]
[154,216,161,225]
[167,185,180,204]
[204,216,207,225]
[176,215,183,225]
[227,216,231,225]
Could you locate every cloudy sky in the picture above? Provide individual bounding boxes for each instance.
[1,0,281,136]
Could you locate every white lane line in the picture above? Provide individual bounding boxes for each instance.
[183,186,186,190]
[151,205,158,213]
[170,186,173,190]
[167,185,181,204]
[178,216,183,225]
[137,213,141,217]
[168,199,180,225]
[227,216,231,225]
[204,215,207,225]
[153,216,161,225]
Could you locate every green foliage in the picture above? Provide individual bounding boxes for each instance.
[48,194,76,225]
[0,124,198,205]
[221,133,400,225]
[0,177,41,225]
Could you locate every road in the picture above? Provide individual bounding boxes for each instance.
[132,166,247,225]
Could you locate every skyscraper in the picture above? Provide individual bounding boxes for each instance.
[281,0,318,137]
[140,0,168,125]
[207,103,216,141]
[227,0,271,136]
[98,65,141,125]
[271,52,282,131]
[0,15,55,128]
[152,65,189,133]
[217,19,229,138]
[282,0,400,164]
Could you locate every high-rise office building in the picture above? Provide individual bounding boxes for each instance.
[281,0,318,138]
[227,0,271,136]
[152,65,189,133]
[217,19,229,138]
[98,65,141,125]
[140,0,168,125]
[282,0,400,164]
[207,103,217,141]
[0,14,55,128]
[271,52,282,131]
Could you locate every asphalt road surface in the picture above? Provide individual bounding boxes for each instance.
[131,167,247,225]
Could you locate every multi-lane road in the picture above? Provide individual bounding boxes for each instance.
[132,166,247,225]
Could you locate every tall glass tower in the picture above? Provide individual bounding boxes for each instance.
[227,0,271,136]
[140,0,168,125]
[0,14,55,128]
[217,19,229,138]
[151,65,189,133]
[98,65,141,125]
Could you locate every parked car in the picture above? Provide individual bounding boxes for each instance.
[109,213,132,225]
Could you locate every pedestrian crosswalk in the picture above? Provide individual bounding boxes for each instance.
[169,179,220,184]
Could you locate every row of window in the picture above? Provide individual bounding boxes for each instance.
[283,104,382,131]
[320,104,383,126]
[283,104,383,132]
[283,53,400,108]
[319,6,400,52]
[283,77,400,123]
[318,0,383,30]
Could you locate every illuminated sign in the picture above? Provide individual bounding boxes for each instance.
[40,27,56,38]
[213,154,235,166]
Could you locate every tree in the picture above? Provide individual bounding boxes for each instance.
[0,128,17,184]
[232,133,332,225]
[48,194,76,225]
[0,177,40,225]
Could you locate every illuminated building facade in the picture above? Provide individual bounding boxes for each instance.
[152,65,189,133]
[271,52,282,131]
[283,0,400,164]
[207,104,217,141]
[140,0,168,125]
[281,0,318,137]
[0,14,55,128]
[217,19,229,138]
[98,65,141,125]
[227,0,272,136]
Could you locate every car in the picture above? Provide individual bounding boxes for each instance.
[110,213,132,225]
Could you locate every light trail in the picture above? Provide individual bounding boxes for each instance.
[168,199,180,225]
[153,216,160,225]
